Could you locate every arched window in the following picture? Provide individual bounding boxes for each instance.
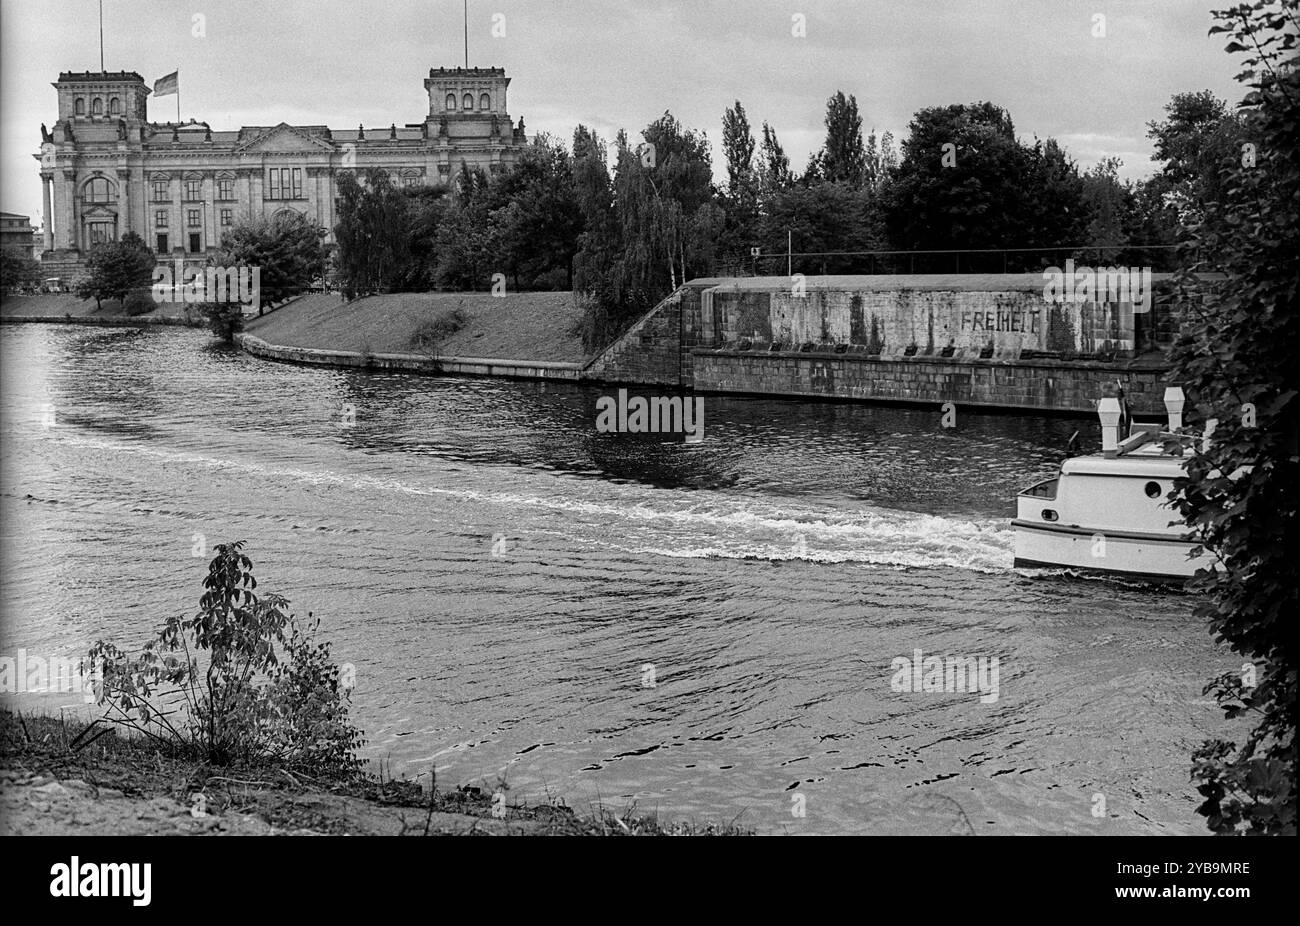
[109,98,121,115]
[462,93,473,110]
[91,98,103,116]
[74,98,85,116]
[445,93,457,111]
[84,177,114,203]
[479,93,490,110]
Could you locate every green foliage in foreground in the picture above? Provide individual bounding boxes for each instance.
[89,542,363,776]
[73,232,154,310]
[1169,0,1297,835]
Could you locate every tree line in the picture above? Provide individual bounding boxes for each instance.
[329,85,1239,350]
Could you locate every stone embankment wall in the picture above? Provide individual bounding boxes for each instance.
[236,333,582,381]
[692,349,1170,414]
[581,275,1176,414]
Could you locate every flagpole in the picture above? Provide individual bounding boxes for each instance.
[177,78,180,124]
[464,0,468,68]
[98,0,104,71]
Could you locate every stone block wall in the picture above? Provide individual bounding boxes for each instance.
[692,349,1170,414]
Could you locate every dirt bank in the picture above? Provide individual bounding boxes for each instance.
[0,712,746,836]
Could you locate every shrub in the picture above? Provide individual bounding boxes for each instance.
[410,304,467,353]
[203,302,245,342]
[88,541,364,776]
[121,288,153,317]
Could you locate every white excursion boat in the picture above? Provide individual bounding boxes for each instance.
[1012,386,1209,583]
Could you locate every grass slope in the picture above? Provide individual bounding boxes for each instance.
[246,292,586,363]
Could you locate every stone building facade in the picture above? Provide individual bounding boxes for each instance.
[34,67,530,274]
[0,212,38,259]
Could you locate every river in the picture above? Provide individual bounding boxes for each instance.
[0,323,1230,834]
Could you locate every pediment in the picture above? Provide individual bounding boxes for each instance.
[234,123,334,153]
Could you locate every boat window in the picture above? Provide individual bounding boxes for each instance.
[1040,508,1058,522]
[1145,481,1162,499]
[1022,478,1059,500]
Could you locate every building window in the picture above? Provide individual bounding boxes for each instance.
[267,167,302,199]
[187,209,201,227]
[155,210,168,228]
[109,97,121,115]
[462,92,473,110]
[151,178,169,201]
[220,208,233,227]
[479,93,490,110]
[91,98,103,116]
[84,177,113,203]
[156,233,169,253]
[74,98,85,116]
[184,178,202,200]
[445,93,456,111]
[89,222,112,246]
[189,233,201,254]
[217,177,234,200]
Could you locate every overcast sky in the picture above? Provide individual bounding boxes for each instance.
[1,0,1244,225]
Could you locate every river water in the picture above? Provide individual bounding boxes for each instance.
[0,323,1230,834]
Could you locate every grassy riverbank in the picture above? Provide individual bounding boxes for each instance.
[0,712,748,836]
[0,293,199,323]
[245,292,587,363]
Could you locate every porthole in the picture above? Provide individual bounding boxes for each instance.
[1144,481,1162,499]
[1041,508,1058,522]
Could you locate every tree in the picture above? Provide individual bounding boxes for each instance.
[719,101,760,267]
[0,247,40,295]
[816,91,869,186]
[396,184,452,292]
[756,122,794,199]
[721,100,757,198]
[334,168,409,298]
[761,182,880,274]
[1021,137,1087,254]
[572,113,719,351]
[885,102,1086,269]
[489,135,584,289]
[74,232,154,310]
[863,129,899,196]
[1166,0,1297,835]
[218,212,327,313]
[1147,90,1246,220]
[1080,157,1133,262]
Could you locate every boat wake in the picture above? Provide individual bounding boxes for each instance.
[47,433,1015,575]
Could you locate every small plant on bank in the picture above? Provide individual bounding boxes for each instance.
[410,304,468,354]
[88,541,363,777]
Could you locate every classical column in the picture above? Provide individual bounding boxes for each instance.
[171,172,183,255]
[116,169,130,241]
[40,173,54,251]
[60,169,77,250]
[203,171,216,252]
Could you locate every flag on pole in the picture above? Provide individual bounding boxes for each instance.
[153,71,179,96]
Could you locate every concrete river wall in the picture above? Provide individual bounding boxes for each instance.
[583,274,1177,414]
